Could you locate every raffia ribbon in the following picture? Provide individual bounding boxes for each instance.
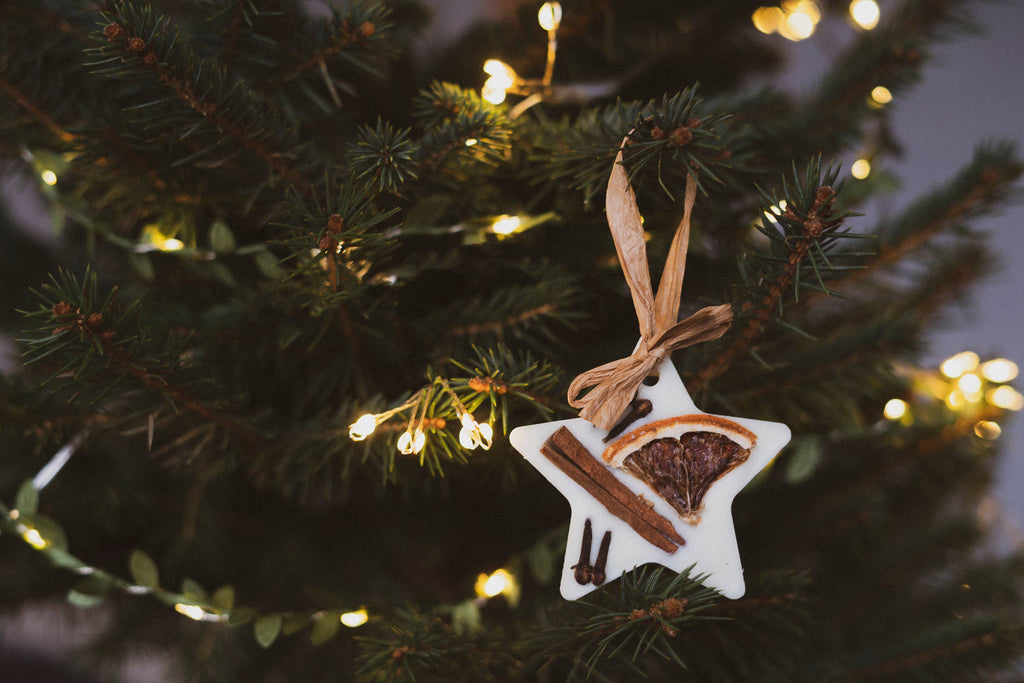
[567,137,733,431]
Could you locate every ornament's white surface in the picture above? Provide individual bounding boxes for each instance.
[510,359,790,600]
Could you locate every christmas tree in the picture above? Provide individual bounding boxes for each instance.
[2,0,1023,680]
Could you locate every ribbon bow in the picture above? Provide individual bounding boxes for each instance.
[567,138,733,431]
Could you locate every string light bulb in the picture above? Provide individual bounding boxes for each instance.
[397,428,426,455]
[941,351,980,379]
[348,413,379,441]
[754,1,820,41]
[458,413,494,450]
[870,86,893,106]
[22,527,47,549]
[850,0,880,30]
[174,603,207,621]
[491,215,522,235]
[340,609,369,627]
[475,568,516,599]
[41,170,58,186]
[538,2,562,31]
[987,386,1024,411]
[974,420,1001,440]
[482,59,518,105]
[851,158,871,179]
[883,398,908,420]
[981,359,1018,383]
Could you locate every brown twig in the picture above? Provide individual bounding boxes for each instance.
[540,426,684,553]
[693,186,838,389]
[0,76,75,143]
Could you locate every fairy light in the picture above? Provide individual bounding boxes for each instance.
[850,0,880,30]
[974,420,1001,440]
[752,6,784,34]
[783,10,816,40]
[883,398,908,420]
[340,609,369,627]
[22,527,47,549]
[981,359,1018,383]
[475,568,515,599]
[458,413,494,450]
[482,59,517,105]
[987,386,1024,411]
[946,389,966,410]
[348,413,379,441]
[754,1,820,41]
[957,373,983,401]
[941,351,980,379]
[465,138,479,147]
[41,170,58,186]
[138,225,185,252]
[851,158,871,179]
[870,86,893,105]
[174,603,206,621]
[491,215,522,235]
[537,2,562,31]
[397,428,426,455]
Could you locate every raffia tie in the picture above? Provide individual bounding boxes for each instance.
[567,138,733,431]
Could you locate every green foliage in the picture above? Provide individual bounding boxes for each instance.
[0,0,1022,680]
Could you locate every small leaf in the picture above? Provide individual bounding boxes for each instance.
[209,220,236,253]
[129,549,159,589]
[283,611,313,635]
[14,480,39,517]
[311,614,340,646]
[67,574,114,608]
[254,614,283,648]
[181,578,208,603]
[212,585,235,610]
[228,606,257,626]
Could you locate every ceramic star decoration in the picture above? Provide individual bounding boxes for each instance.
[510,135,790,600]
[510,358,790,600]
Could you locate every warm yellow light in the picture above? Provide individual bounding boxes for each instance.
[974,420,1001,440]
[397,428,426,455]
[41,170,58,186]
[946,389,966,410]
[851,158,871,179]
[482,80,508,105]
[475,568,514,598]
[751,6,783,34]
[957,373,983,399]
[483,59,516,82]
[538,2,562,31]
[465,138,478,147]
[491,215,522,235]
[175,603,206,621]
[782,11,815,40]
[9,509,19,520]
[349,413,378,441]
[987,386,1024,411]
[870,86,893,105]
[981,359,1019,383]
[941,351,980,379]
[850,0,880,29]
[22,527,47,549]
[883,398,908,420]
[340,609,369,627]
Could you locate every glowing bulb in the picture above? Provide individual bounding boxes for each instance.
[175,603,206,621]
[465,138,478,147]
[850,0,880,30]
[340,609,369,627]
[782,11,815,40]
[492,215,522,235]
[987,386,1024,411]
[851,158,871,179]
[752,6,784,34]
[974,420,1001,440]
[941,351,980,379]
[981,359,1018,383]
[946,389,966,410]
[958,373,983,399]
[870,86,893,105]
[538,2,562,31]
[475,568,514,598]
[397,428,425,455]
[483,59,516,83]
[883,398,908,420]
[349,413,378,441]
[41,170,58,186]
[22,527,47,549]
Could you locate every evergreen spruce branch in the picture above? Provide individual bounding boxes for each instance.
[256,3,395,91]
[94,8,311,194]
[787,0,975,157]
[0,74,76,144]
[347,119,419,194]
[21,268,264,452]
[693,161,852,389]
[414,83,511,172]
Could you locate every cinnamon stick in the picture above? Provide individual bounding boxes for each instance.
[540,426,684,553]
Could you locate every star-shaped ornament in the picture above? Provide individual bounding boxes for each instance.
[510,358,790,600]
